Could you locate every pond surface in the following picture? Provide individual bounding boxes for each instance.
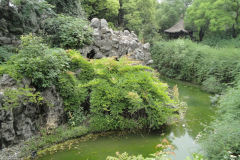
[38,78,216,160]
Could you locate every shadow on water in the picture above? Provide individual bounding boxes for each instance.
[38,77,216,160]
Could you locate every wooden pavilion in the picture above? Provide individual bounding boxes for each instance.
[164,19,192,39]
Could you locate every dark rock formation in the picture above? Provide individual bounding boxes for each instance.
[80,18,153,65]
[0,6,22,45]
[0,75,65,149]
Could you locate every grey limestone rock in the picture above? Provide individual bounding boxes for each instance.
[80,18,153,65]
[0,75,65,150]
[91,18,100,28]
[100,19,108,29]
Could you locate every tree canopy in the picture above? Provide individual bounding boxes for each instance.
[185,0,240,40]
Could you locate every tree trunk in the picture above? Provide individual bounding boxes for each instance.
[232,24,237,38]
[199,28,205,41]
[233,0,239,38]
[118,0,124,27]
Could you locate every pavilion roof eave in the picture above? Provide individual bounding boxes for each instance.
[164,19,189,34]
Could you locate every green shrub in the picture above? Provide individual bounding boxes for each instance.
[201,35,240,48]
[56,50,95,126]
[151,39,240,93]
[56,52,176,129]
[80,57,176,131]
[43,15,93,49]
[13,34,70,89]
[0,63,21,79]
[67,49,95,83]
[57,72,88,126]
[45,0,84,17]
[202,77,225,93]
[201,83,240,160]
[0,46,15,64]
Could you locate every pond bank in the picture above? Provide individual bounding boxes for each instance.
[37,78,216,160]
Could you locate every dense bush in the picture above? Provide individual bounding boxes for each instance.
[83,57,176,131]
[43,15,92,49]
[201,35,240,48]
[0,46,15,64]
[151,39,240,93]
[10,34,70,89]
[56,50,95,126]
[201,83,240,160]
[55,50,177,130]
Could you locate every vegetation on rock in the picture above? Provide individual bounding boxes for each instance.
[43,15,93,49]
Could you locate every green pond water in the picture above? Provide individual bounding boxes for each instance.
[39,78,216,160]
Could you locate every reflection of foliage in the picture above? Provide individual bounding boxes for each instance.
[107,138,174,160]
[107,138,205,160]
[185,153,205,160]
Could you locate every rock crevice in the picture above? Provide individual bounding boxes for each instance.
[0,75,65,149]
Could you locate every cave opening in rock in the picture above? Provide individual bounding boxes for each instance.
[87,50,96,59]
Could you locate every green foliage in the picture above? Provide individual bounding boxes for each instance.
[156,0,191,32]
[201,35,240,48]
[185,153,205,160]
[202,77,224,94]
[43,15,93,49]
[0,46,15,64]
[82,0,120,22]
[151,39,240,93]
[57,72,88,126]
[80,57,176,131]
[57,72,87,111]
[185,0,210,31]
[13,0,54,33]
[122,0,158,42]
[0,63,21,80]
[201,83,240,160]
[2,87,43,110]
[67,50,95,83]
[185,0,240,39]
[45,0,84,17]
[13,34,70,89]
[56,50,95,126]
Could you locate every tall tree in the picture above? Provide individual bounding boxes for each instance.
[45,0,84,17]
[185,0,240,39]
[122,0,158,41]
[81,0,120,22]
[185,0,211,41]
[208,0,240,38]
